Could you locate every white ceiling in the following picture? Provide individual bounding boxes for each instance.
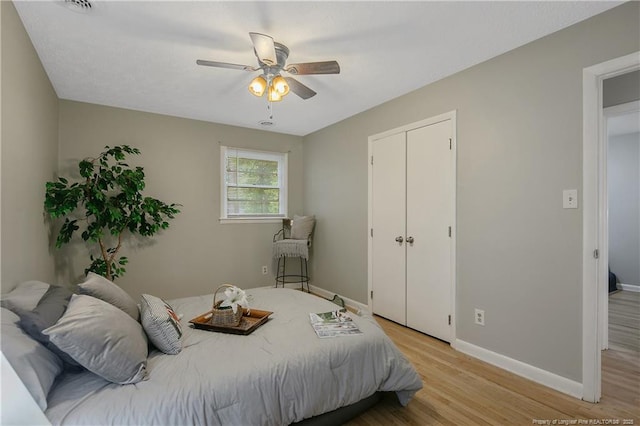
[14,1,621,136]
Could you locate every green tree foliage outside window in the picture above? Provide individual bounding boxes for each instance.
[226,156,280,215]
[44,145,180,281]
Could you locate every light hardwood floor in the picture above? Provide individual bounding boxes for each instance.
[602,290,640,417]
[609,290,640,353]
[346,315,640,425]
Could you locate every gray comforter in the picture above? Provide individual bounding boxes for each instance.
[45,288,422,425]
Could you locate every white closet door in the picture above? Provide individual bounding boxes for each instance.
[371,132,406,324]
[406,120,452,341]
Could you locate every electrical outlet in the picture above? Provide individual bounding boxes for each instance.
[475,309,485,326]
[261,265,268,275]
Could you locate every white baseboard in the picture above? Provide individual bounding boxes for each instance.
[619,283,640,292]
[453,339,583,399]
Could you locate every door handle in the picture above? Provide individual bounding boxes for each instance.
[395,236,404,244]
[406,236,414,244]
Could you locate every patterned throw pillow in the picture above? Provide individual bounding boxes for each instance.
[140,294,183,355]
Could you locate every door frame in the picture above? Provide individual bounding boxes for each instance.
[367,110,457,342]
[582,52,639,403]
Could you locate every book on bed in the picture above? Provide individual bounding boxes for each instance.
[309,309,363,338]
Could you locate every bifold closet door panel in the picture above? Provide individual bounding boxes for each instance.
[371,132,407,325]
[406,120,452,341]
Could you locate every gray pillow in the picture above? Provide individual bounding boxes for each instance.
[16,285,73,342]
[140,294,183,355]
[12,285,80,368]
[0,280,50,312]
[78,272,139,321]
[43,294,148,384]
[1,307,63,410]
[291,215,315,240]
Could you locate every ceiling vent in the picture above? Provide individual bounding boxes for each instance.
[63,0,93,13]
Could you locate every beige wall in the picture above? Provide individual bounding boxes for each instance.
[303,2,640,382]
[57,101,303,300]
[1,1,58,292]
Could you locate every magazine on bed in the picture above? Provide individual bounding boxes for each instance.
[309,309,363,338]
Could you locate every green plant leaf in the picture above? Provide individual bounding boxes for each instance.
[79,160,94,178]
[56,219,79,248]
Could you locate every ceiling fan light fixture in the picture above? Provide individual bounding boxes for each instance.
[272,75,289,96]
[267,86,282,102]
[249,75,267,97]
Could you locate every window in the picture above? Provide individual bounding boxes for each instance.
[220,146,288,222]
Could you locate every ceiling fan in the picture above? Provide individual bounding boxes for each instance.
[197,32,340,101]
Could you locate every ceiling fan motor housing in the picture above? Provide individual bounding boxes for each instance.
[260,42,290,76]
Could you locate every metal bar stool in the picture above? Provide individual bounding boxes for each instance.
[272,216,315,292]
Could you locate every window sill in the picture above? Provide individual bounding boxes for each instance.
[219,217,285,225]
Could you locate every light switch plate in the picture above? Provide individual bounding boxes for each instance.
[563,189,578,209]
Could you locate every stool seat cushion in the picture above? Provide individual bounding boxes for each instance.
[273,239,310,260]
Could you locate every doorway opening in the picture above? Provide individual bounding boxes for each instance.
[582,53,639,403]
[602,95,639,408]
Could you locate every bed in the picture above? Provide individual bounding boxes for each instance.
[2,283,422,425]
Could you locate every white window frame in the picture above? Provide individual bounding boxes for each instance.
[220,145,288,224]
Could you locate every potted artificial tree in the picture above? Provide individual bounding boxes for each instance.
[44,145,180,281]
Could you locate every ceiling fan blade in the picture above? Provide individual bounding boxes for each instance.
[196,60,257,72]
[285,61,340,75]
[249,32,277,66]
[284,77,316,100]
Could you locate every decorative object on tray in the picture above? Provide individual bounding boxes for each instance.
[210,284,249,327]
[309,309,362,338]
[189,308,273,335]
